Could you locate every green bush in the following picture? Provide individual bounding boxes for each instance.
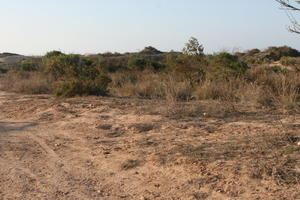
[44,54,77,78]
[208,52,248,79]
[56,75,111,97]
[280,56,300,66]
[167,54,206,86]
[45,50,64,58]
[55,80,83,97]
[244,57,256,65]
[127,57,166,71]
[128,58,148,70]
[21,61,38,72]
[246,48,261,56]
[264,46,300,61]
[269,66,290,74]
[0,65,9,73]
[44,54,94,79]
[43,51,112,97]
[99,57,127,72]
[150,61,166,71]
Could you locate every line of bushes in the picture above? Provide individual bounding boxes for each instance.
[0,39,299,110]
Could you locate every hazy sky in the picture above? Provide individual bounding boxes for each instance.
[0,0,299,55]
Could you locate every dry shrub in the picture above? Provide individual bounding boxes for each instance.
[246,132,300,185]
[280,56,300,67]
[109,71,164,99]
[162,75,193,102]
[195,79,240,101]
[121,159,141,170]
[252,68,300,109]
[110,71,193,101]
[193,78,262,107]
[109,63,299,111]
[164,101,237,119]
[0,71,52,94]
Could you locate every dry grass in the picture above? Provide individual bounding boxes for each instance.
[109,71,193,101]
[0,85,299,199]
[1,60,299,112]
[109,67,299,112]
[128,123,156,133]
[121,159,142,170]
[252,68,300,110]
[0,71,52,94]
[193,78,262,105]
[173,129,300,185]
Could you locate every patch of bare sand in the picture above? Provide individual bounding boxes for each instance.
[0,92,300,199]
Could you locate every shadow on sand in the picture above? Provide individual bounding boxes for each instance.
[0,121,38,134]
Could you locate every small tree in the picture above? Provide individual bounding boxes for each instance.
[45,50,64,58]
[276,0,300,34]
[182,37,204,56]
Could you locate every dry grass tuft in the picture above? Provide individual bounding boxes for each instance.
[121,159,141,170]
[0,71,52,94]
[174,130,300,185]
[110,71,193,101]
[129,123,156,133]
[164,101,238,120]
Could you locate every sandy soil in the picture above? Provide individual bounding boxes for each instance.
[0,91,299,200]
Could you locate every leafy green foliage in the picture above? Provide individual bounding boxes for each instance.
[0,65,9,73]
[21,61,38,72]
[167,54,206,86]
[128,58,148,71]
[45,50,64,58]
[44,54,97,79]
[43,51,111,97]
[280,56,300,66]
[56,75,111,97]
[208,52,248,79]
[99,57,127,72]
[269,66,290,74]
[127,57,166,71]
[264,46,300,61]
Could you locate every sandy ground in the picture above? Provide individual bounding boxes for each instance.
[0,91,300,200]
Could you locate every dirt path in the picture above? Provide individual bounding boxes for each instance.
[0,91,299,200]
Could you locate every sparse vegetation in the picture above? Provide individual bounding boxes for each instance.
[0,40,299,111]
[0,40,300,200]
[0,71,53,94]
[1,2,300,199]
[121,159,141,170]
[280,56,300,69]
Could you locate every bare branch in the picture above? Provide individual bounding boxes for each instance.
[276,0,300,34]
[276,0,300,11]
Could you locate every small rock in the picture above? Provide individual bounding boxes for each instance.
[297,141,300,146]
[57,163,64,168]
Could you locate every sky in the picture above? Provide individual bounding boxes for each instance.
[0,0,299,55]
